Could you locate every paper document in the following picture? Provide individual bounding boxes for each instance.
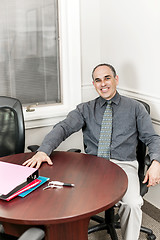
[0,161,38,195]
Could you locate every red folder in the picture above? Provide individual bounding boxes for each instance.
[5,178,41,201]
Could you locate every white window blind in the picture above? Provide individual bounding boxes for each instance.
[0,0,61,106]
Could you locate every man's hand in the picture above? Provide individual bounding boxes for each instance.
[143,160,160,187]
[23,151,53,169]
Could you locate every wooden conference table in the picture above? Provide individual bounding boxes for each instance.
[0,151,128,240]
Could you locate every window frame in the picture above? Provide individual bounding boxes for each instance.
[23,0,81,129]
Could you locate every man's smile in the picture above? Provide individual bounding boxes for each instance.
[101,87,110,93]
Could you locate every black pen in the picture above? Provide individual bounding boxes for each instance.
[49,181,75,187]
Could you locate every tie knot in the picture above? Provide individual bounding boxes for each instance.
[107,100,112,105]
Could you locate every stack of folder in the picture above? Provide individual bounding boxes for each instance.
[0,161,49,201]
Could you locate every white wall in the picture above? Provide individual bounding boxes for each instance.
[100,1,160,97]
[25,0,160,208]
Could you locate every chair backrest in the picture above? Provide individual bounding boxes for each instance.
[0,96,25,157]
[136,99,150,196]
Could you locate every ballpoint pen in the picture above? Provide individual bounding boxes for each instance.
[49,181,75,187]
[43,181,75,190]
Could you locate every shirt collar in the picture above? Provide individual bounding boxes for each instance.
[99,91,121,107]
[111,91,121,105]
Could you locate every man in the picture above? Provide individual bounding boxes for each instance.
[23,63,160,240]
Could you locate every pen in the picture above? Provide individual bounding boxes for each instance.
[49,181,75,187]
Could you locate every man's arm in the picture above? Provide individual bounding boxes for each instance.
[143,160,160,187]
[23,104,85,168]
[136,103,160,186]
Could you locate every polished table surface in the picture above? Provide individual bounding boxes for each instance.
[0,151,128,240]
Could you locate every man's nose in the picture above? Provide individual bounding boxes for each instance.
[101,79,107,85]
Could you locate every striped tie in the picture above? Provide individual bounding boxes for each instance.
[98,100,112,159]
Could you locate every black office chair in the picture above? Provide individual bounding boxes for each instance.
[88,100,156,240]
[18,228,45,240]
[0,96,45,240]
[0,96,25,157]
[0,226,45,240]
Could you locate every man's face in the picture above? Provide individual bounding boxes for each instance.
[92,65,119,100]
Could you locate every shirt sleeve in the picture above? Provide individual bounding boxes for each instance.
[38,104,85,156]
[136,102,160,163]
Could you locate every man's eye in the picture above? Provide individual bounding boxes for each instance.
[95,79,101,83]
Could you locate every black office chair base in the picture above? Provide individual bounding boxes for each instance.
[140,226,156,240]
[88,223,118,240]
[88,207,156,240]
[88,207,118,240]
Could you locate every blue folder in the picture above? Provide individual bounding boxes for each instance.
[19,176,50,197]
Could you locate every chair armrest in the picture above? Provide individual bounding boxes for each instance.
[27,145,39,152]
[0,224,4,234]
[145,154,152,168]
[140,154,151,197]
[18,228,45,240]
[28,146,81,153]
[67,148,81,153]
[140,182,148,196]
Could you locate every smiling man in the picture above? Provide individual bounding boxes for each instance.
[23,63,160,240]
[92,64,119,100]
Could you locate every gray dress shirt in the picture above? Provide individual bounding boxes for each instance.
[38,92,160,163]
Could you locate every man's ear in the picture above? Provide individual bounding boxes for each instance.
[115,75,119,86]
